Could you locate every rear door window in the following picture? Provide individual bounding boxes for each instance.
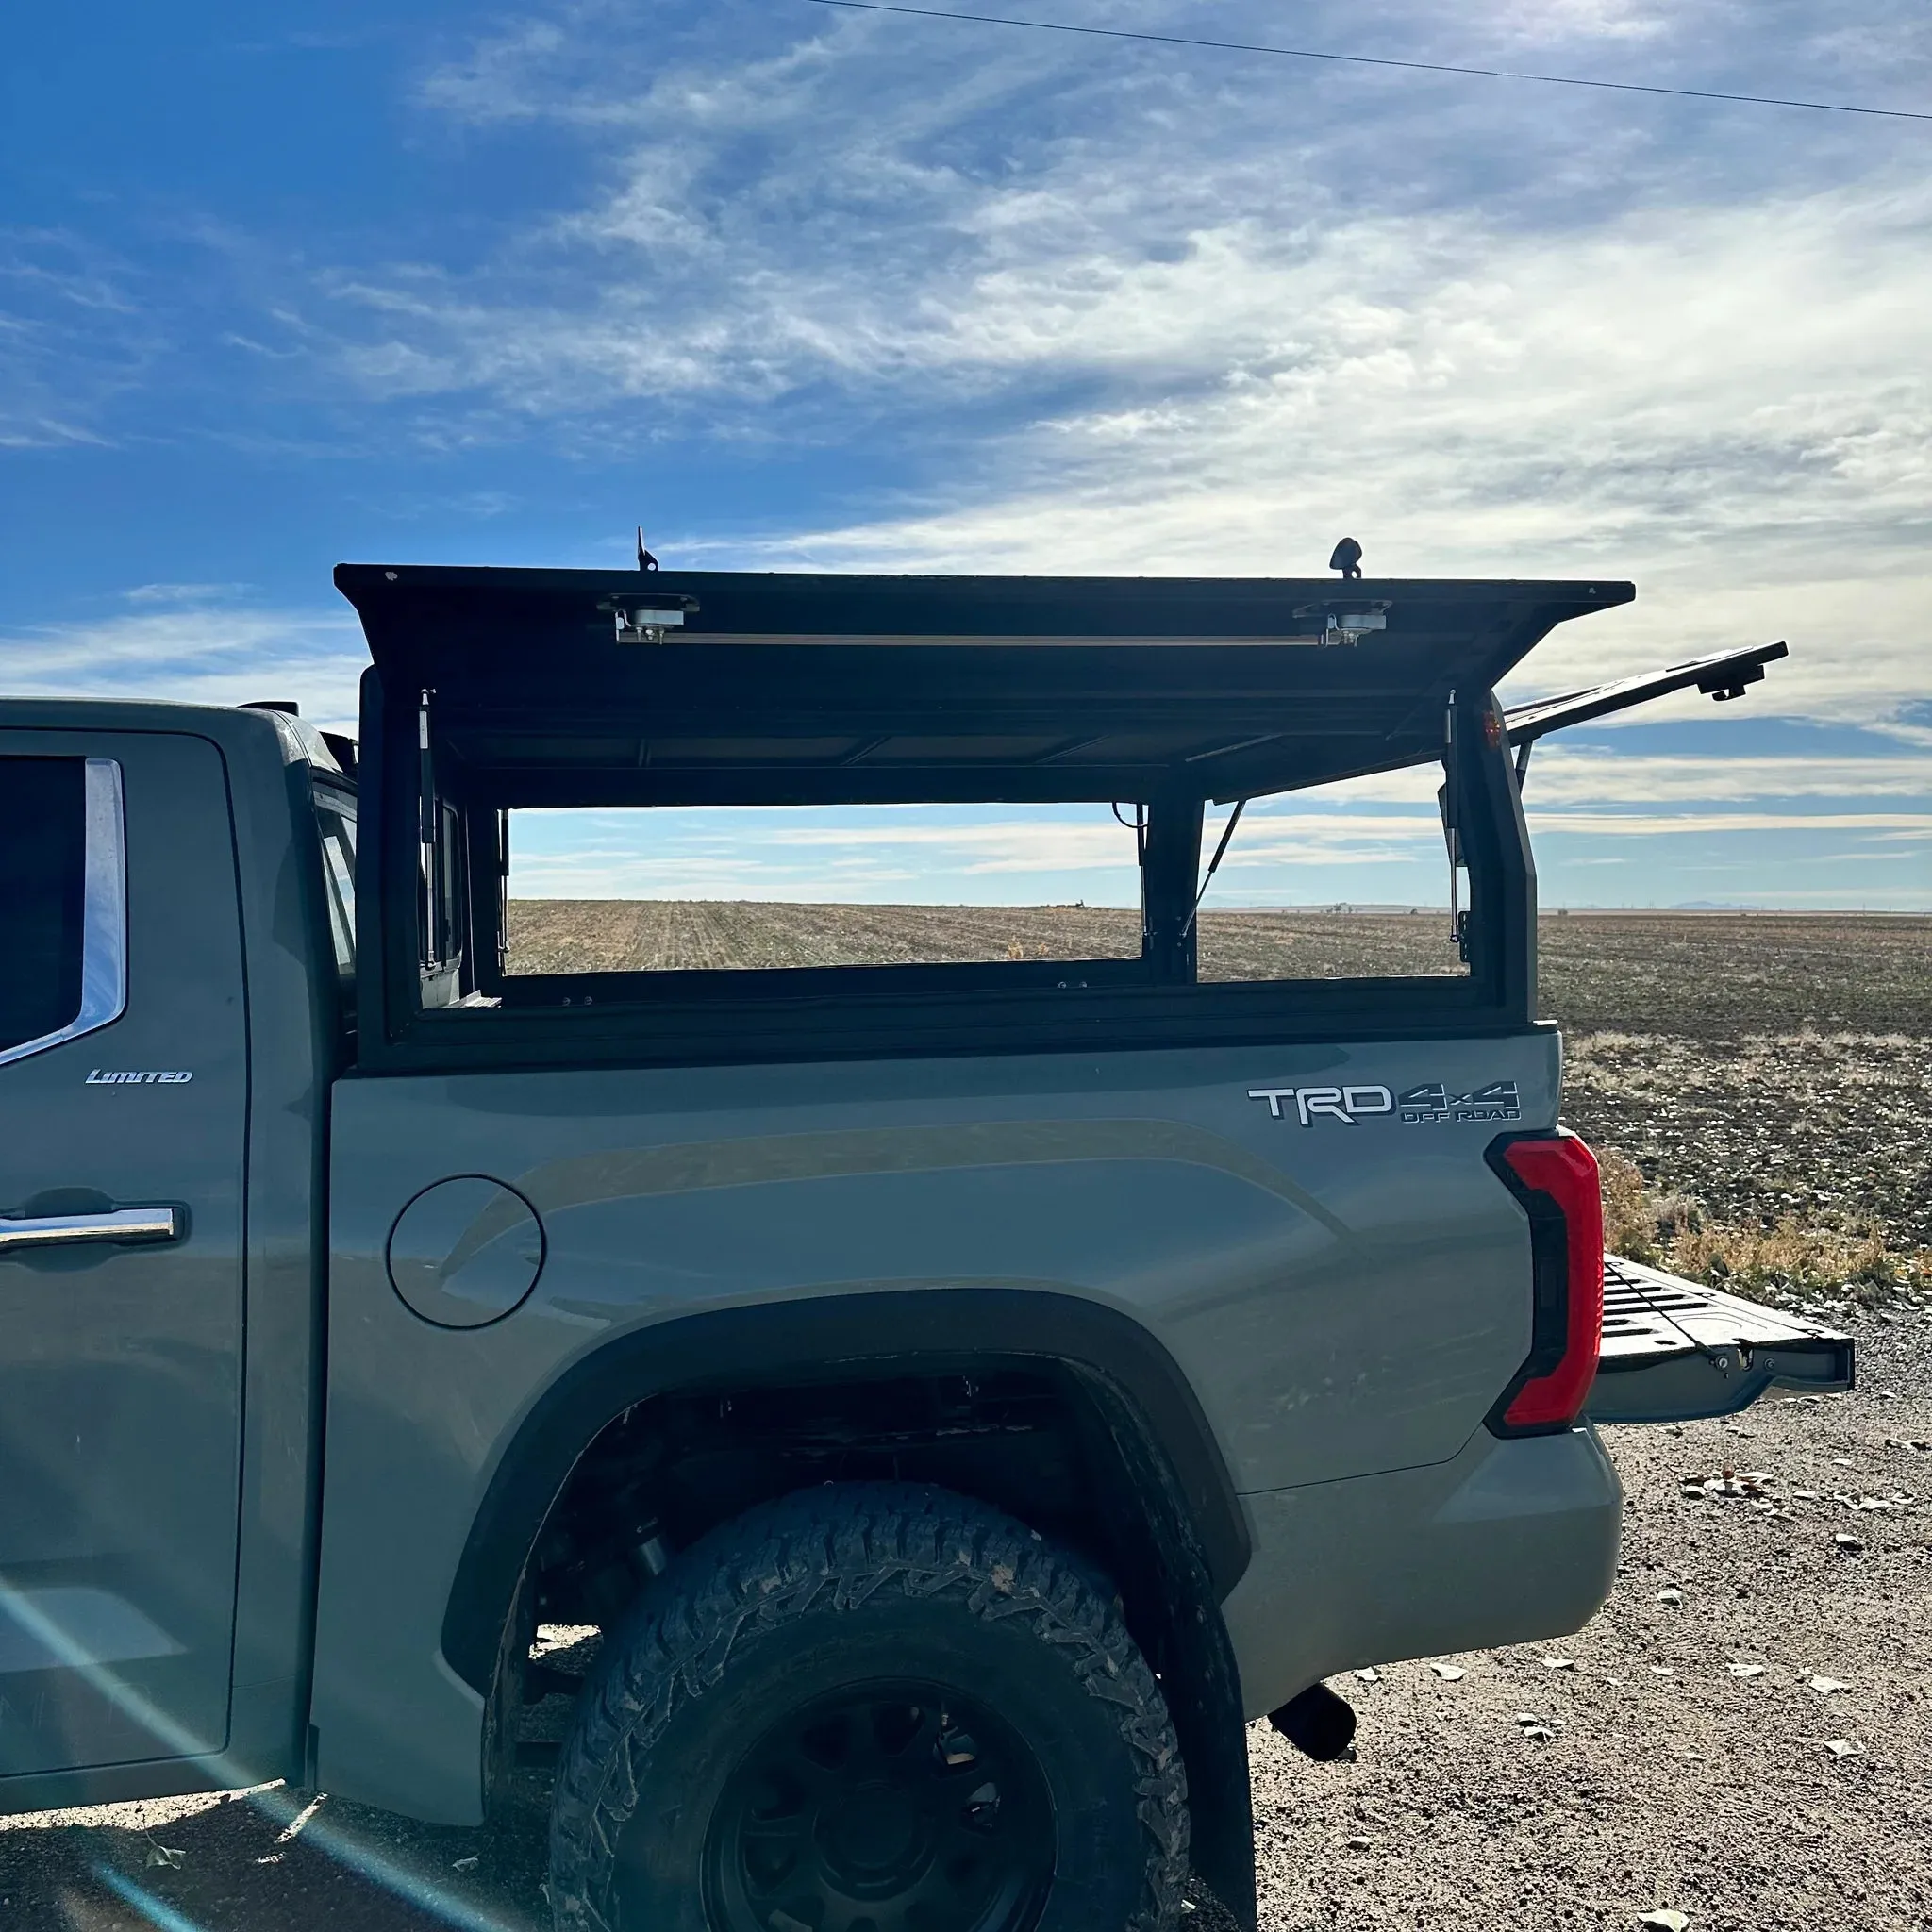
[314,791,358,978]
[0,757,124,1061]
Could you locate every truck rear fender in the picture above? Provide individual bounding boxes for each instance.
[442,1289,1257,1927]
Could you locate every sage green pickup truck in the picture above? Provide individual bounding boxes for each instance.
[0,564,1848,1931]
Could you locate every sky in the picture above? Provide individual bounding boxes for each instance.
[3,0,1929,909]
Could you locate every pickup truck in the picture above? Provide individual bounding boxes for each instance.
[0,564,1852,1932]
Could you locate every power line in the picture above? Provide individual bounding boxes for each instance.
[805,1,1932,125]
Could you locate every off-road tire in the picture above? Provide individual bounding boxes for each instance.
[546,1481,1190,1932]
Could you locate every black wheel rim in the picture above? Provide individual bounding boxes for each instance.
[702,1678,1056,1932]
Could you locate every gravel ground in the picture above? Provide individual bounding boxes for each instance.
[1238,1315,1932,1932]
[5,915,1926,1930]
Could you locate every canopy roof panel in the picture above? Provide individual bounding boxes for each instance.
[335,563,1633,802]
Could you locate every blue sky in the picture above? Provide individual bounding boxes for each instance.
[4,0,1928,908]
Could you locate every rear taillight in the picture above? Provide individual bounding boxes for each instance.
[1486,1130,1605,1434]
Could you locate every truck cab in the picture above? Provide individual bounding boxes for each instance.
[0,704,347,1795]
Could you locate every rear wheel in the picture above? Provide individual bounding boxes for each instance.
[704,1676,1054,1931]
[546,1482,1188,1932]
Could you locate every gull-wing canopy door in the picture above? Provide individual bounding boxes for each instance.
[1505,640,1789,780]
[335,564,1637,805]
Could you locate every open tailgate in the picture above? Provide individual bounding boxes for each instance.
[1586,1255,1855,1424]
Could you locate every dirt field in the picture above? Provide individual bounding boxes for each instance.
[4,913,1927,1930]
[504,903,1932,1028]
[502,898,1473,981]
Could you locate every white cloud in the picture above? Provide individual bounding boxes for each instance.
[718,181,1932,724]
[508,799,1481,903]
[1527,808,1932,836]
[501,774,1931,908]
[279,4,1932,734]
[123,581,252,605]
[1515,747,1932,803]
[0,228,157,448]
[0,603,366,731]
[337,7,1932,428]
[1481,0,1670,41]
[509,804,1143,899]
[1242,748,1932,808]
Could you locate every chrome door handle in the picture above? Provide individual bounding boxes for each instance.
[0,1208,180,1257]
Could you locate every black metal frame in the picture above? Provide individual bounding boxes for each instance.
[338,566,1593,1073]
[1504,641,1789,782]
[352,694,1537,1073]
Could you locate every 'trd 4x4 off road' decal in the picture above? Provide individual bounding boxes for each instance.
[1248,1081,1523,1126]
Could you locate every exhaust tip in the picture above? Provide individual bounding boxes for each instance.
[1267,1680,1357,1761]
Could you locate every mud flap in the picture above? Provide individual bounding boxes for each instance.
[1586,1256,1855,1424]
[1074,1367,1257,1930]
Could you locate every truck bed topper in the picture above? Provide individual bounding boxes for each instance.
[333,565,1632,803]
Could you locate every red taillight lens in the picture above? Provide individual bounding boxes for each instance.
[1487,1131,1605,1434]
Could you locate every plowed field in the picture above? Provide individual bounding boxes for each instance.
[506,903,1932,1032]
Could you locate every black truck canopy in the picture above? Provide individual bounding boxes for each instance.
[334,564,1633,805]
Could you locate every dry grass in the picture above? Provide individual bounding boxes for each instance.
[1574,1024,1932,1312]
[1597,1144,1929,1311]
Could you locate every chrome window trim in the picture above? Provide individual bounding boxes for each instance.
[0,758,127,1070]
[314,799,357,977]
